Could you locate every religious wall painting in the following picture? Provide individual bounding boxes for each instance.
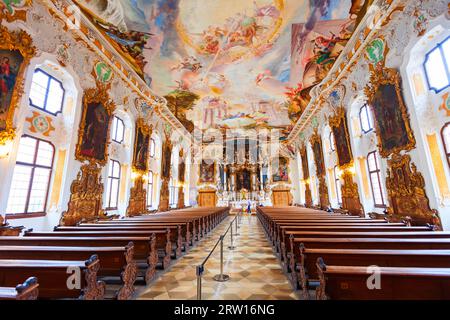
[76,88,115,165]
[199,160,215,183]
[329,107,353,168]
[132,120,151,173]
[0,26,35,145]
[310,131,325,177]
[365,68,416,158]
[272,157,289,182]
[365,38,386,66]
[161,138,173,179]
[300,146,309,180]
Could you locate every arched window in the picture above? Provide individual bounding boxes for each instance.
[329,131,336,152]
[169,177,177,207]
[367,151,386,207]
[29,68,65,115]
[441,122,450,168]
[359,103,374,133]
[424,36,450,93]
[149,138,156,158]
[147,171,154,208]
[6,136,55,217]
[111,116,125,144]
[106,159,121,210]
[333,165,342,205]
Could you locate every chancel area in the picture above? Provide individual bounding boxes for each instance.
[0,0,450,301]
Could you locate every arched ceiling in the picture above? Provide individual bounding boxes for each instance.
[73,0,368,138]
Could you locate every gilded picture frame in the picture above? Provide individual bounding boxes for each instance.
[364,68,416,158]
[0,25,36,145]
[310,129,326,177]
[75,87,115,166]
[300,145,310,180]
[199,160,215,183]
[132,118,152,173]
[329,107,353,169]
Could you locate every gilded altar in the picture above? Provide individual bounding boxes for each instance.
[385,153,442,230]
[340,170,364,217]
[126,176,149,217]
[59,162,114,226]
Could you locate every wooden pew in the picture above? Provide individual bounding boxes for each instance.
[0,244,136,300]
[298,248,450,299]
[0,277,39,300]
[54,225,182,258]
[287,237,450,289]
[315,258,450,300]
[0,236,158,284]
[0,255,105,300]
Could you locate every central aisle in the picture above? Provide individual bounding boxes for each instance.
[138,215,299,300]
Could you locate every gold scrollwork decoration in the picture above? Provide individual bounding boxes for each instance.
[0,25,36,145]
[364,67,416,158]
[75,86,115,166]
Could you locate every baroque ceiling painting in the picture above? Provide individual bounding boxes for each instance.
[74,0,367,136]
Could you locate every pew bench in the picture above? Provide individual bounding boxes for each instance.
[315,259,450,300]
[0,244,136,300]
[0,255,105,300]
[0,277,39,300]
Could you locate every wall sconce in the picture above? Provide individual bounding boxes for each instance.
[0,139,13,159]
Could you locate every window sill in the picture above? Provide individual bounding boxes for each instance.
[6,212,46,220]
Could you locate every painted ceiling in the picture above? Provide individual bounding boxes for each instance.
[74,0,366,136]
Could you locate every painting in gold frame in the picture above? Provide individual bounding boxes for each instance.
[329,107,353,168]
[310,130,325,177]
[0,25,36,145]
[132,119,151,173]
[272,156,289,182]
[365,68,416,158]
[300,145,310,179]
[199,160,215,183]
[75,87,115,165]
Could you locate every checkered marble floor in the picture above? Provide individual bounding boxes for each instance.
[137,215,300,300]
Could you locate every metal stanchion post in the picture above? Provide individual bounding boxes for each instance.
[196,265,203,300]
[228,223,236,250]
[234,216,240,236]
[213,236,230,282]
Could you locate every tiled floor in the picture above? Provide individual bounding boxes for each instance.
[138,215,300,300]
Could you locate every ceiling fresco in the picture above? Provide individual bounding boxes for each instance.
[73,0,368,136]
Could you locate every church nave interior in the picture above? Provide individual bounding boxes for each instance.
[0,0,450,303]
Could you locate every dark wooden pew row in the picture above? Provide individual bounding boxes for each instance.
[54,225,182,258]
[0,277,39,300]
[278,225,427,271]
[0,255,105,300]
[86,221,194,248]
[24,230,172,271]
[288,237,450,290]
[0,244,136,300]
[0,236,158,284]
[315,259,450,300]
[298,248,450,298]
[277,224,425,260]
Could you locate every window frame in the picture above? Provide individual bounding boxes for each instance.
[329,131,335,152]
[359,103,374,134]
[367,151,386,208]
[423,35,450,93]
[149,138,156,158]
[111,116,125,144]
[441,122,450,169]
[147,170,154,208]
[6,135,55,219]
[333,165,342,205]
[28,68,65,116]
[106,159,121,211]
